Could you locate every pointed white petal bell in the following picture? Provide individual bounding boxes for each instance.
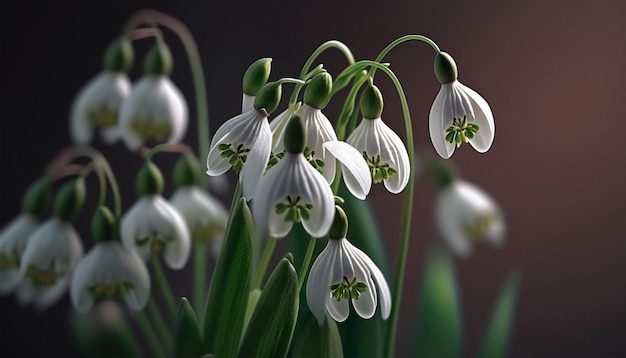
[322,141,372,200]
[0,214,38,294]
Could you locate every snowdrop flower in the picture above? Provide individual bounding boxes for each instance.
[18,218,84,309]
[207,82,282,199]
[0,214,38,294]
[253,115,334,238]
[119,41,188,151]
[121,162,190,269]
[307,206,391,324]
[435,179,505,257]
[70,38,133,145]
[241,58,272,113]
[347,85,410,194]
[429,52,495,159]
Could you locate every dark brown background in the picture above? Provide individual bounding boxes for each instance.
[1,1,624,357]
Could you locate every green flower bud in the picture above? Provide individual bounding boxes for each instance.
[92,206,117,242]
[174,154,201,188]
[136,161,164,196]
[432,160,458,188]
[54,178,86,222]
[434,52,458,84]
[243,58,272,96]
[21,177,53,217]
[328,205,348,240]
[304,72,333,109]
[103,37,134,72]
[283,116,305,154]
[144,40,173,76]
[254,82,282,115]
[359,84,384,119]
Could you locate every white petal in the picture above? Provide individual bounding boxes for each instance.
[323,141,371,200]
[0,214,38,294]
[253,154,292,237]
[457,82,495,153]
[429,85,456,159]
[298,157,335,238]
[306,241,334,324]
[242,93,255,113]
[376,120,410,194]
[240,118,271,199]
[101,126,121,144]
[352,244,391,319]
[34,276,70,310]
[326,241,349,322]
[269,108,293,153]
[343,240,377,319]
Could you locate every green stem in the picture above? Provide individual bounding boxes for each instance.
[151,254,178,318]
[252,236,277,289]
[335,74,368,140]
[297,236,318,293]
[369,34,440,81]
[146,298,173,351]
[289,40,355,107]
[193,241,207,316]
[136,310,166,358]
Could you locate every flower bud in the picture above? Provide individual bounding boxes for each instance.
[254,82,282,115]
[174,154,201,188]
[21,177,53,217]
[144,40,173,76]
[92,206,117,242]
[359,84,384,119]
[328,205,348,240]
[304,72,333,110]
[434,52,458,84]
[103,37,134,73]
[243,58,272,96]
[283,115,305,154]
[136,161,164,196]
[54,178,86,222]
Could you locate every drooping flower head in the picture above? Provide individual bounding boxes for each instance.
[71,207,150,313]
[347,84,410,194]
[119,40,188,151]
[429,52,495,159]
[121,161,190,269]
[253,115,335,238]
[307,206,391,324]
[207,82,282,199]
[433,163,505,256]
[18,179,86,309]
[70,38,133,145]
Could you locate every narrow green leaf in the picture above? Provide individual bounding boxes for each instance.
[238,258,299,358]
[478,271,521,358]
[174,297,203,358]
[291,312,343,358]
[413,244,462,358]
[202,197,253,357]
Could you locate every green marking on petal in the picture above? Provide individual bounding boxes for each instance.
[330,276,367,301]
[0,251,20,271]
[445,116,479,148]
[362,152,397,184]
[303,146,324,173]
[266,151,285,170]
[130,118,172,141]
[463,212,499,243]
[26,263,62,287]
[275,196,313,223]
[219,143,250,172]
[135,232,175,254]
[191,223,225,243]
[87,281,135,300]
[87,108,119,127]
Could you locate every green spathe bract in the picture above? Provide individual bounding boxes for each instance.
[237,257,299,358]
[434,52,458,84]
[283,115,306,154]
[243,58,272,96]
[22,177,53,217]
[202,197,253,357]
[359,84,384,119]
[54,178,86,222]
[136,161,164,196]
[174,298,203,358]
[304,72,333,110]
[254,82,282,115]
[173,154,201,188]
[328,205,348,240]
[104,37,134,73]
[144,40,173,76]
[291,312,343,358]
[92,206,117,242]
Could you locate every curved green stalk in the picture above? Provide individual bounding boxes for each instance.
[297,236,318,293]
[252,236,278,289]
[369,34,441,81]
[136,310,166,358]
[151,254,178,318]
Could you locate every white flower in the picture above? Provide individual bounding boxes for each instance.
[119,75,188,150]
[70,71,131,145]
[18,218,84,309]
[170,186,228,257]
[435,180,505,256]
[306,237,391,324]
[346,117,410,194]
[429,80,495,159]
[0,214,38,294]
[121,195,191,269]
[70,241,150,313]
[253,152,334,238]
[206,108,271,199]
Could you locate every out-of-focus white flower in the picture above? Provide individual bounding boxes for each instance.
[435,180,505,256]
[18,218,84,309]
[118,75,188,150]
[70,71,131,145]
[70,241,150,313]
[347,117,410,194]
[121,195,191,269]
[170,186,228,257]
[0,214,38,294]
[306,207,390,324]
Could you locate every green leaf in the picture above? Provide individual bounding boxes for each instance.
[243,288,262,334]
[174,298,203,358]
[477,271,521,358]
[238,258,299,358]
[291,312,343,358]
[202,197,253,357]
[413,244,462,358]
